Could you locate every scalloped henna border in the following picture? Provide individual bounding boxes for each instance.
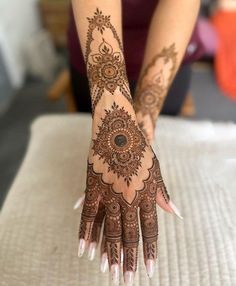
[87,155,157,206]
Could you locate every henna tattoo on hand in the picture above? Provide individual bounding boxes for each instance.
[77,7,174,280]
[79,156,170,274]
[134,44,178,130]
[92,102,146,186]
[85,8,132,113]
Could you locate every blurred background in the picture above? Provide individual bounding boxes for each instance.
[0,0,235,208]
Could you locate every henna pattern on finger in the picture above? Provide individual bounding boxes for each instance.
[139,160,159,262]
[90,201,105,244]
[153,158,170,204]
[134,44,178,132]
[79,171,102,241]
[85,8,132,114]
[79,154,170,272]
[92,102,146,186]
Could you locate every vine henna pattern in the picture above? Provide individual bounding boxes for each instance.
[134,44,178,131]
[79,156,170,274]
[85,8,132,113]
[92,102,146,186]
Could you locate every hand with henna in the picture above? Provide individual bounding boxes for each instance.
[134,44,178,144]
[132,0,200,144]
[70,3,189,285]
[75,99,183,285]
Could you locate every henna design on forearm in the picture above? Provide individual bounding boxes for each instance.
[85,8,132,113]
[92,102,146,186]
[79,156,170,273]
[134,44,178,129]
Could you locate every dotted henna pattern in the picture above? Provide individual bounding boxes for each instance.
[79,8,172,274]
[92,102,146,186]
[85,8,132,114]
[79,155,170,274]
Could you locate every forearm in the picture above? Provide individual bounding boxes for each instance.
[72,0,135,127]
[134,0,200,122]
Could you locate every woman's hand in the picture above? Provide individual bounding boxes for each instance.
[70,3,192,284]
[133,44,178,144]
[76,100,182,285]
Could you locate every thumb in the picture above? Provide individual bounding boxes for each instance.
[156,187,183,220]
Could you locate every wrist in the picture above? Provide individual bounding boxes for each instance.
[91,94,138,134]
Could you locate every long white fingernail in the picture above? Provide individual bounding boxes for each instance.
[73,195,85,210]
[124,271,134,286]
[100,253,108,273]
[146,259,154,278]
[78,239,86,257]
[111,264,119,285]
[121,249,124,264]
[169,201,183,220]
[88,242,96,261]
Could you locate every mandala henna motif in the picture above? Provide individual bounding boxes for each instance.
[92,102,146,186]
[134,44,178,130]
[77,7,173,278]
[85,8,132,113]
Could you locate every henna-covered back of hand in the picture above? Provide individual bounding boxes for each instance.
[72,6,183,285]
[78,102,173,282]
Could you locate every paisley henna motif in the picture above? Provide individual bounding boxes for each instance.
[92,102,146,186]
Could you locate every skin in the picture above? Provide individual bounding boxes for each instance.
[72,0,200,285]
[134,0,200,143]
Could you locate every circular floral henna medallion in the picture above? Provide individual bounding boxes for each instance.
[88,39,127,95]
[108,201,120,214]
[125,210,137,223]
[139,200,153,212]
[92,102,146,185]
[138,84,163,112]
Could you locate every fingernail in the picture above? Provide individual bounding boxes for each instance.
[121,249,124,264]
[111,264,119,285]
[146,259,154,278]
[100,253,108,273]
[73,195,85,210]
[124,271,134,286]
[88,242,96,261]
[169,200,183,220]
[100,252,108,273]
[78,239,86,257]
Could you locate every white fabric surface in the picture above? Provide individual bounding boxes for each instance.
[0,115,236,286]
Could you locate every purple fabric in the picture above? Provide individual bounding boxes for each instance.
[197,17,218,55]
[68,1,204,80]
